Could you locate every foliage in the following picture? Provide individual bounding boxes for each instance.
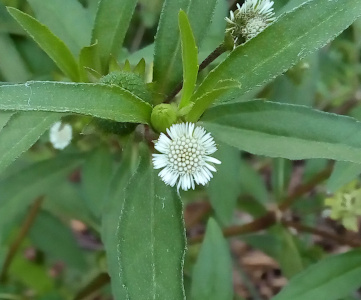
[0,0,361,299]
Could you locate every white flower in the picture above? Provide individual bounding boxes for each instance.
[49,121,72,150]
[152,123,221,192]
[225,0,275,44]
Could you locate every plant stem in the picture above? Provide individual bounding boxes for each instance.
[0,196,43,283]
[164,43,227,104]
[74,273,110,300]
[188,165,333,245]
[282,220,361,248]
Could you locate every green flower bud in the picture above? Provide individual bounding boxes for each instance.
[151,104,178,133]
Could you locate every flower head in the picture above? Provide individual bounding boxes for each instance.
[324,181,361,231]
[49,121,72,150]
[225,0,275,45]
[152,123,221,192]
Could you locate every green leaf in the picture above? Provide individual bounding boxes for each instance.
[191,218,233,300]
[27,0,92,56]
[206,143,241,225]
[270,54,319,107]
[0,112,60,174]
[91,0,138,72]
[178,10,199,109]
[7,7,80,82]
[0,1,24,34]
[79,43,101,82]
[0,33,30,82]
[275,226,304,278]
[272,249,361,300]
[10,255,54,294]
[102,144,137,299]
[153,0,218,101]
[186,79,241,122]
[0,82,152,123]
[192,0,361,105]
[104,146,186,299]
[29,210,87,270]
[326,162,361,193]
[201,100,361,163]
[0,111,14,130]
[82,147,113,219]
[239,158,268,204]
[0,154,84,256]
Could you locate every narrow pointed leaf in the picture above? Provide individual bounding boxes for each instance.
[91,0,138,71]
[191,218,233,300]
[0,111,14,130]
[201,100,361,163]
[0,33,30,82]
[7,7,80,81]
[29,211,87,270]
[27,0,92,56]
[272,250,361,300]
[82,147,113,219]
[153,0,218,101]
[0,82,152,123]
[206,143,241,225]
[186,80,241,122]
[0,154,84,251]
[326,161,361,193]
[178,10,198,109]
[105,147,186,299]
[0,112,60,174]
[192,0,361,105]
[79,43,101,82]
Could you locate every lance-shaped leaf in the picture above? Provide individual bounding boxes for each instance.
[206,143,241,225]
[7,7,80,82]
[91,0,138,72]
[153,0,218,101]
[192,0,361,106]
[272,249,361,300]
[0,111,14,131]
[27,0,92,56]
[79,43,101,82]
[103,146,186,299]
[191,218,233,300]
[0,112,61,174]
[0,82,152,124]
[0,33,30,82]
[326,161,361,193]
[201,100,361,163]
[178,10,199,109]
[0,154,84,252]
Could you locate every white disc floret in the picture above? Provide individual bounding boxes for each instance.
[49,121,72,150]
[225,0,275,44]
[152,123,221,192]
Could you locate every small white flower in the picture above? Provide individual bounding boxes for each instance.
[49,121,72,150]
[152,123,221,192]
[226,0,275,44]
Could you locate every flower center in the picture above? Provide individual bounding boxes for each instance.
[167,135,205,174]
[241,16,267,39]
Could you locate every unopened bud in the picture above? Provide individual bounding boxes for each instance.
[151,104,177,133]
